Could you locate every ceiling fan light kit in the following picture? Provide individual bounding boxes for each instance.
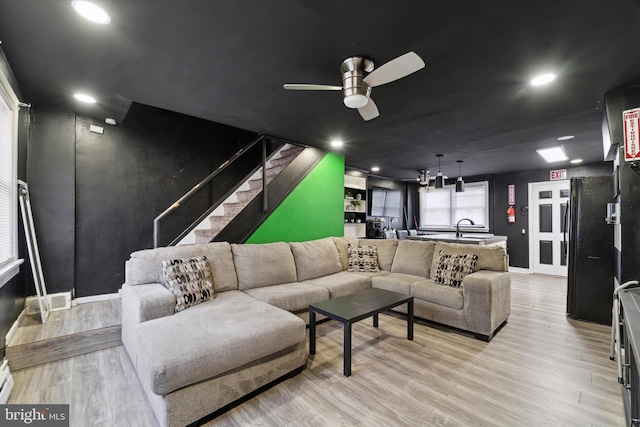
[341,56,374,109]
[283,51,425,121]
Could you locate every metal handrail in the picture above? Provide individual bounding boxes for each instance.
[153,133,306,248]
[166,140,288,246]
[153,134,266,248]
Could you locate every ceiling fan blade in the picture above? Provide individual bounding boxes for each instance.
[283,84,342,91]
[363,51,425,87]
[358,98,379,121]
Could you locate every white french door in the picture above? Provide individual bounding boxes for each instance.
[529,180,570,276]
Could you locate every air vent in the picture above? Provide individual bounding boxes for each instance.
[25,292,72,315]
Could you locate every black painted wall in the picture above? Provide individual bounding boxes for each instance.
[27,107,76,294]
[493,163,611,268]
[27,103,257,297]
[603,85,640,284]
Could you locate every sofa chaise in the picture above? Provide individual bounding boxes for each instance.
[121,236,510,426]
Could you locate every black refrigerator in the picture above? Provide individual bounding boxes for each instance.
[566,176,614,325]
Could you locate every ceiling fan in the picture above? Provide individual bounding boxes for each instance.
[283,51,425,121]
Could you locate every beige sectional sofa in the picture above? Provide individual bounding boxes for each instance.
[121,236,510,427]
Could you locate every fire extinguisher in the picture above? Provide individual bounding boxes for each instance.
[507,205,516,223]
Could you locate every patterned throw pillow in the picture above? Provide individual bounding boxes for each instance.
[433,250,478,288]
[161,256,215,313]
[347,244,380,273]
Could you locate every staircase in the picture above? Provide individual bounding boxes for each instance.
[180,144,305,244]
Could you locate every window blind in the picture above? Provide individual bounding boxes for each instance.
[420,181,488,228]
[0,92,13,267]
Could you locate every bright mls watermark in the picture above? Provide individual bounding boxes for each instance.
[0,405,69,426]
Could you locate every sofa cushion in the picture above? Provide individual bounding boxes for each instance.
[126,242,238,292]
[161,256,215,312]
[242,282,329,312]
[331,236,360,270]
[371,272,423,295]
[390,240,436,277]
[347,270,392,278]
[411,280,464,310]
[301,271,371,298]
[290,238,342,281]
[135,291,305,396]
[347,244,380,273]
[432,251,478,288]
[430,242,507,276]
[232,242,297,290]
[358,239,399,271]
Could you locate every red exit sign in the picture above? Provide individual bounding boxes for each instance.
[550,169,567,180]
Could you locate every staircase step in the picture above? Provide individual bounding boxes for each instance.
[187,144,305,244]
[278,146,305,159]
[264,163,286,178]
[236,188,262,203]
[208,216,231,230]
[194,229,218,243]
[270,148,303,167]
[223,202,246,217]
[248,174,276,190]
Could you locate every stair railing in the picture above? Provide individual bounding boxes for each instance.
[153,134,302,248]
[153,134,267,248]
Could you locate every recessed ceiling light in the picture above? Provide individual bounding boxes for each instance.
[105,118,116,125]
[557,135,574,141]
[330,140,343,147]
[570,158,583,164]
[530,73,556,86]
[536,146,568,163]
[371,166,380,172]
[71,1,111,24]
[73,93,97,104]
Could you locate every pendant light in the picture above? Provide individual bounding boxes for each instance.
[435,154,444,188]
[456,160,465,193]
[418,169,430,186]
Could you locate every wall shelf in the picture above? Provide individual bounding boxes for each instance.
[344,174,367,237]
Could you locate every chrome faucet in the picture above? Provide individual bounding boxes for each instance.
[456,218,475,238]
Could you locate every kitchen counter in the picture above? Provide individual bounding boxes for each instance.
[406,233,507,246]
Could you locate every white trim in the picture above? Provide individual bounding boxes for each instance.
[0,258,23,289]
[528,180,570,276]
[0,359,14,405]
[509,267,531,275]
[74,292,120,304]
[0,61,20,278]
[4,308,24,346]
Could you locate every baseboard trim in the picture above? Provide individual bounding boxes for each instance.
[509,267,531,274]
[75,293,120,304]
[5,309,25,346]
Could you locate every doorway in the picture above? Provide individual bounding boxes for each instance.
[528,180,570,276]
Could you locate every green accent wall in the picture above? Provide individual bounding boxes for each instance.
[246,152,345,243]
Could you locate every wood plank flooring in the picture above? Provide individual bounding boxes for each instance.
[7,273,625,427]
[9,299,121,346]
[6,299,122,370]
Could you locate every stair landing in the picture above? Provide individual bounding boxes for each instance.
[5,299,122,371]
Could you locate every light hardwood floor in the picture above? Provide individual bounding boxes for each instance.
[8,273,624,426]
[6,299,121,370]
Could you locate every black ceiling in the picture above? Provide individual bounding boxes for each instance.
[1,1,639,180]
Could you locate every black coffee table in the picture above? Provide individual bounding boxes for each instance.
[309,288,414,376]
